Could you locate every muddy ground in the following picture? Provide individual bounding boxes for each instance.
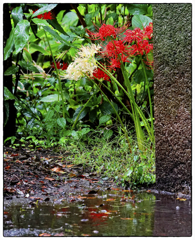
[4,145,191,207]
[3,145,127,206]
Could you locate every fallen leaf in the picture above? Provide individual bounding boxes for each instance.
[29,197,41,200]
[4,158,10,162]
[111,187,121,191]
[68,172,77,178]
[51,166,64,173]
[146,190,151,193]
[82,234,91,236]
[122,189,134,193]
[5,166,11,170]
[66,164,74,168]
[106,198,115,201]
[121,218,133,220]
[54,233,65,236]
[39,233,51,237]
[15,160,22,164]
[176,198,187,201]
[45,177,55,181]
[11,153,19,157]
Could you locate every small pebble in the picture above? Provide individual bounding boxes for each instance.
[176,206,180,210]
[93,230,99,234]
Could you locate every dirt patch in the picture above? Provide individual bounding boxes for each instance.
[3,145,120,206]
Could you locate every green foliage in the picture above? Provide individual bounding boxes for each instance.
[3,3,155,188]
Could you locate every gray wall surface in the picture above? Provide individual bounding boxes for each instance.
[152,4,192,194]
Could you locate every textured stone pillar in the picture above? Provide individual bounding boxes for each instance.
[152,4,192,194]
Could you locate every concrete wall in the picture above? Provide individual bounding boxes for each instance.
[152,4,192,194]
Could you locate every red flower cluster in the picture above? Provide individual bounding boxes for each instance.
[87,22,153,70]
[51,62,68,70]
[98,24,116,40]
[33,9,54,20]
[92,68,110,82]
[123,23,153,56]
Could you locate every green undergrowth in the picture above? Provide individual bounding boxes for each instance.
[4,130,155,189]
[60,133,155,188]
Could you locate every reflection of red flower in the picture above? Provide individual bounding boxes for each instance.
[92,68,110,82]
[51,62,68,70]
[33,9,54,20]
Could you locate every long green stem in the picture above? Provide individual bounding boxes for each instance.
[97,61,146,151]
[44,30,66,119]
[91,78,132,153]
[71,93,95,130]
[141,58,154,142]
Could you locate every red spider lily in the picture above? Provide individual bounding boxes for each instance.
[143,22,153,39]
[92,68,110,82]
[98,24,117,40]
[86,24,117,41]
[61,62,68,70]
[123,27,145,44]
[109,54,130,70]
[51,62,68,70]
[33,9,54,20]
[129,40,153,56]
[105,40,126,58]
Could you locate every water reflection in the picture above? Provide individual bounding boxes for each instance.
[3,191,191,237]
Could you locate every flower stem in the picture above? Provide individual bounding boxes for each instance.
[44,30,65,119]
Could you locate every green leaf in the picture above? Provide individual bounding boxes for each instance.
[125,169,133,177]
[40,94,61,102]
[32,4,57,18]
[42,26,71,46]
[132,14,152,30]
[44,110,54,121]
[105,12,118,23]
[72,106,89,121]
[29,43,50,55]
[56,10,65,23]
[4,28,15,61]
[4,87,15,100]
[100,101,118,115]
[47,18,69,36]
[14,20,30,54]
[4,100,9,127]
[19,60,40,72]
[134,155,139,162]
[126,4,148,16]
[99,115,111,125]
[138,166,143,175]
[104,129,113,139]
[11,6,23,26]
[57,117,66,128]
[23,48,33,62]
[85,13,94,26]
[62,12,78,29]
[78,128,91,136]
[89,109,97,123]
[4,66,19,76]
[32,18,50,27]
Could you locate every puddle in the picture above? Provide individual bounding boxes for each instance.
[3,190,191,237]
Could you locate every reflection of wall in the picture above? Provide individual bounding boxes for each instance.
[152,194,192,236]
[152,4,191,193]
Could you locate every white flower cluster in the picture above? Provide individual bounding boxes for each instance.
[63,44,101,81]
